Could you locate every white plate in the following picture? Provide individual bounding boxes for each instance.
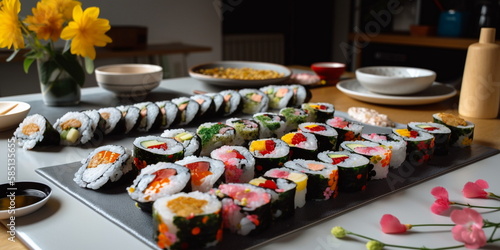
[0,182,52,219]
[336,79,457,106]
[189,61,292,87]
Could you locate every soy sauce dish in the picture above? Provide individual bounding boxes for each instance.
[0,182,52,219]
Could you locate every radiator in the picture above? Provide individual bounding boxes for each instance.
[222,33,285,64]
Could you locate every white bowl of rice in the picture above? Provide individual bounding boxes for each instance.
[95,64,163,97]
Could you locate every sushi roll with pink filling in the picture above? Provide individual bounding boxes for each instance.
[284,159,338,201]
[298,122,338,152]
[361,133,406,168]
[210,146,255,183]
[264,167,308,208]
[326,116,363,150]
[249,176,296,220]
[340,140,392,180]
[175,156,225,192]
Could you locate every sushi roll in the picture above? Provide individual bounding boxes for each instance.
[134,101,162,132]
[301,102,335,123]
[253,112,287,138]
[284,159,339,201]
[264,168,308,208]
[248,138,290,177]
[116,105,141,134]
[175,156,225,192]
[155,100,180,129]
[98,107,126,135]
[289,84,312,107]
[238,88,269,114]
[432,113,474,147]
[219,89,242,116]
[408,122,451,155]
[161,128,201,157]
[326,116,363,150]
[196,122,236,156]
[127,162,191,212]
[317,151,371,192]
[249,176,296,220]
[279,107,309,132]
[171,97,201,126]
[212,183,272,235]
[204,92,226,116]
[14,114,60,150]
[298,122,338,152]
[225,118,260,146]
[74,145,133,190]
[133,136,185,170]
[54,111,94,145]
[82,109,107,138]
[190,94,216,118]
[153,191,223,250]
[361,133,406,168]
[260,85,294,110]
[340,141,392,180]
[281,131,319,160]
[393,128,435,167]
[210,145,255,183]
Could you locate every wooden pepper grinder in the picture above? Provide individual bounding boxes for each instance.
[458,27,500,118]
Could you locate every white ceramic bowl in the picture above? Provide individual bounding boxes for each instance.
[0,182,52,219]
[95,64,163,97]
[355,66,436,95]
[0,101,31,131]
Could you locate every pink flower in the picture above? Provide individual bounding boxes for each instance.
[380,214,410,234]
[431,186,451,214]
[462,179,489,199]
[450,208,487,249]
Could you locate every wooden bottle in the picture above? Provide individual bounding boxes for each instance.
[458,27,500,118]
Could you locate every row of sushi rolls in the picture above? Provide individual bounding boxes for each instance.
[14,84,475,249]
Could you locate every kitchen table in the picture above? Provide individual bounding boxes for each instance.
[1,76,499,250]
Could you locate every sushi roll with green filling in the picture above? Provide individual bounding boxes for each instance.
[212,183,272,235]
[219,89,242,116]
[326,116,363,150]
[116,105,141,134]
[161,128,201,157]
[281,131,318,160]
[260,85,294,110]
[362,133,406,169]
[14,114,60,149]
[190,94,216,118]
[175,156,225,192]
[54,111,94,146]
[204,92,226,116]
[239,88,269,114]
[153,191,223,250]
[134,101,162,132]
[98,107,126,135]
[172,97,201,126]
[393,128,435,167]
[408,122,451,155]
[298,122,338,152]
[301,102,335,123]
[155,100,180,129]
[340,141,392,180]
[127,162,191,212]
[279,107,309,132]
[133,136,184,170]
[249,176,296,220]
[210,145,255,183]
[284,159,338,201]
[317,151,371,192]
[253,112,287,138]
[74,145,133,190]
[248,138,290,177]
[225,118,260,146]
[196,122,236,156]
[82,109,106,137]
[432,113,474,147]
[264,168,308,208]
[289,84,312,107]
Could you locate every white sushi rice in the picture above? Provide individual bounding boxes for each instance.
[264,167,308,208]
[175,156,225,192]
[116,105,140,133]
[298,122,338,137]
[317,150,370,169]
[408,122,451,135]
[362,133,406,168]
[284,159,338,179]
[340,140,391,179]
[134,102,160,132]
[260,85,294,110]
[282,131,318,150]
[197,122,236,156]
[204,92,225,114]
[14,114,48,150]
[239,88,270,114]
[54,111,93,145]
[226,118,260,145]
[160,128,200,157]
[289,84,308,107]
[172,97,200,126]
[98,107,124,134]
[326,116,364,134]
[219,90,242,116]
[190,94,214,116]
[249,138,290,158]
[133,135,184,155]
[253,112,287,138]
[211,145,255,183]
[82,109,103,133]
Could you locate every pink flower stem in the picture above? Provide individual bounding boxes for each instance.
[488,192,500,200]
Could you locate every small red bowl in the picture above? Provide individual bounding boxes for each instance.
[311,62,346,85]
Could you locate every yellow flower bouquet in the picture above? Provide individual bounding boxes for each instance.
[0,0,112,105]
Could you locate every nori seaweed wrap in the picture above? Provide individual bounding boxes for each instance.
[14,114,60,149]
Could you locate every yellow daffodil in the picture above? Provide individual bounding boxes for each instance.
[24,1,64,41]
[42,0,81,21]
[60,5,112,60]
[0,0,25,49]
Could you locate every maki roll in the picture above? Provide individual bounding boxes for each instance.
[225,118,260,146]
[153,191,223,250]
[54,111,94,145]
[264,168,308,208]
[161,128,201,157]
[281,131,318,160]
[317,151,371,192]
[171,97,201,126]
[190,94,216,118]
[176,156,225,192]
[253,112,287,138]
[98,107,126,135]
[260,85,294,110]
[249,176,296,220]
[408,121,451,155]
[289,84,312,107]
[279,107,309,132]
[14,114,60,150]
[196,122,236,156]
[127,162,191,212]
[340,141,392,180]
[74,145,133,190]
[326,116,363,150]
[361,133,406,168]
[134,102,162,132]
[248,138,290,177]
[155,100,180,129]
[301,102,335,123]
[219,89,242,116]
[82,109,106,138]
[116,105,141,134]
[133,136,184,170]
[284,159,338,201]
[393,128,435,167]
[210,145,255,183]
[238,88,269,114]
[212,183,272,235]
[204,92,226,116]
[432,113,474,147]
[298,122,338,152]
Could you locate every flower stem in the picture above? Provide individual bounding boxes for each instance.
[347,232,464,250]
[488,192,500,200]
[410,224,455,227]
[452,202,500,210]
